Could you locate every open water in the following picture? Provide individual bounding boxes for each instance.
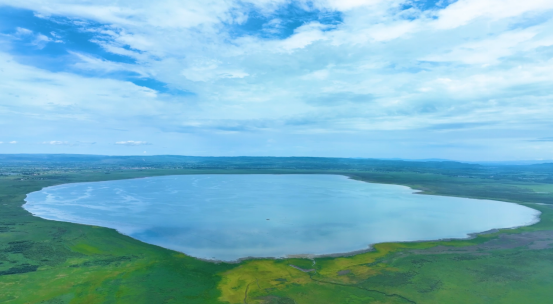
[24,174,539,261]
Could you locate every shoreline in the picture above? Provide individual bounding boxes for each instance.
[200,211,542,264]
[21,173,543,264]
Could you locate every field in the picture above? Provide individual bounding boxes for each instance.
[0,156,552,303]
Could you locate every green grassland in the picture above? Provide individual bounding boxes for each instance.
[1,165,552,303]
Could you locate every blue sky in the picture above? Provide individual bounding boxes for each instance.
[1,0,552,160]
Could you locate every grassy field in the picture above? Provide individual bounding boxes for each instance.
[1,168,552,303]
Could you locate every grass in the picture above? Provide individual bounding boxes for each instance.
[1,168,552,303]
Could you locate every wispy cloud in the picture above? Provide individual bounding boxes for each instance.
[529,137,553,142]
[115,141,151,146]
[15,27,32,36]
[0,1,552,159]
[42,141,69,145]
[38,140,97,146]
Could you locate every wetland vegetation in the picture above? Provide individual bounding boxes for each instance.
[1,155,553,303]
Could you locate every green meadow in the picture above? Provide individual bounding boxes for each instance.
[1,166,552,303]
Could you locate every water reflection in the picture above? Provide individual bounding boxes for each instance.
[24,175,539,261]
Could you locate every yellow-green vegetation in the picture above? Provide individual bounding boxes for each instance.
[219,259,314,303]
[218,203,553,304]
[1,165,553,304]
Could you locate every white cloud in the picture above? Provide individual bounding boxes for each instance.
[320,0,386,11]
[374,22,417,42]
[31,33,53,49]
[302,69,330,80]
[115,141,151,146]
[43,141,69,145]
[278,22,328,51]
[15,27,32,36]
[422,29,540,64]
[434,0,553,29]
[70,51,150,77]
[9,141,17,144]
[180,60,249,82]
[0,52,173,120]
[11,27,62,48]
[1,0,553,159]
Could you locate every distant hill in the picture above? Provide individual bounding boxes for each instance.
[0,154,551,184]
[373,157,553,166]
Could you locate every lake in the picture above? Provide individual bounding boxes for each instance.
[24,174,539,261]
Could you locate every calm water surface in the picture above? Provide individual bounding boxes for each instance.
[24,175,539,261]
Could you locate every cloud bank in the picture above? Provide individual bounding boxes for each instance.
[0,0,552,160]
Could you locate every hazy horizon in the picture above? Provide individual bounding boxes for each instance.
[1,153,552,164]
